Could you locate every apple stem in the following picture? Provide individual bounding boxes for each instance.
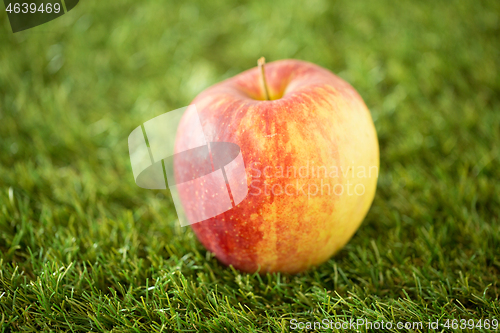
[258,57,271,100]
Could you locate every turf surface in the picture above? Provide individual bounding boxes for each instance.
[1,0,499,332]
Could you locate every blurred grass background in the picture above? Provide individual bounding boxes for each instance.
[1,0,499,331]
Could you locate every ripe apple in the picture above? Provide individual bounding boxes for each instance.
[174,59,379,274]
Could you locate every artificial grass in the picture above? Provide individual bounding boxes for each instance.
[0,0,499,332]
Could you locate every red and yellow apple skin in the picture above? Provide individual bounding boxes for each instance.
[175,59,379,274]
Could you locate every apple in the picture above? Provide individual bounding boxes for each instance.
[174,59,379,274]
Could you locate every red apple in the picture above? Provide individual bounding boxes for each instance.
[175,59,379,273]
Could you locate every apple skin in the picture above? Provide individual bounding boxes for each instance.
[175,59,379,274]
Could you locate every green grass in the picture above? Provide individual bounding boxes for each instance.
[1,0,499,332]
